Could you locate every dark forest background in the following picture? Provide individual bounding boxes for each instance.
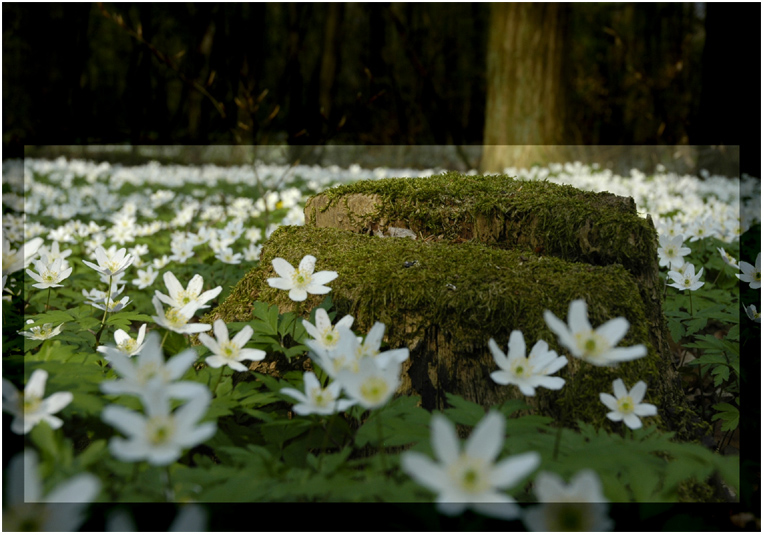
[2,3,761,175]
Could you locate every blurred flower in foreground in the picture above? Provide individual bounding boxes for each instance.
[2,236,43,289]
[523,470,613,531]
[106,504,208,532]
[101,384,216,466]
[2,369,73,434]
[744,304,761,323]
[488,330,567,396]
[401,411,540,519]
[18,319,65,341]
[543,299,647,367]
[599,378,657,430]
[100,331,200,399]
[281,371,356,416]
[667,262,705,292]
[198,319,266,372]
[737,252,761,289]
[267,255,338,302]
[3,450,101,532]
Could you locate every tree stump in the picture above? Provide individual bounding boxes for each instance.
[209,173,693,433]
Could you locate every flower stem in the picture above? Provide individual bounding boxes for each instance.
[45,288,51,311]
[160,330,169,348]
[375,410,388,474]
[552,424,564,461]
[688,290,693,316]
[94,275,113,347]
[162,466,175,502]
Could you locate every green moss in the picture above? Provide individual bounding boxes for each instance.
[309,171,657,279]
[212,225,677,430]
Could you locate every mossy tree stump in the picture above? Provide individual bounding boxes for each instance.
[210,174,691,433]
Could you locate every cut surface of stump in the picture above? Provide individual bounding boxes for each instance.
[210,225,690,433]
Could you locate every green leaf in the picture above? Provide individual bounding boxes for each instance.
[251,301,279,337]
[667,317,685,343]
[711,403,739,432]
[683,317,708,337]
[23,310,75,328]
[442,393,486,426]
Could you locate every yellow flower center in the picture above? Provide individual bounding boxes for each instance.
[23,396,42,415]
[321,328,339,348]
[41,270,58,283]
[310,387,334,408]
[292,269,311,288]
[165,308,189,328]
[449,454,490,494]
[220,341,239,360]
[512,357,533,378]
[118,338,138,354]
[575,330,608,360]
[359,376,389,405]
[617,396,634,414]
[146,416,175,445]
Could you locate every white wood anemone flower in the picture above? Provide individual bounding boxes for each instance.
[400,411,541,519]
[599,378,658,430]
[151,296,211,335]
[667,262,705,291]
[100,331,200,399]
[2,236,43,289]
[18,319,65,340]
[302,307,355,353]
[155,271,223,310]
[736,252,761,289]
[26,256,73,289]
[334,355,401,410]
[656,234,690,270]
[306,325,363,379]
[280,371,356,416]
[543,299,647,367]
[97,324,148,359]
[267,255,338,302]
[2,369,73,435]
[488,331,568,396]
[745,303,761,323]
[3,450,101,532]
[356,322,410,370]
[82,245,134,278]
[523,470,613,532]
[717,247,739,270]
[101,384,217,466]
[197,319,266,372]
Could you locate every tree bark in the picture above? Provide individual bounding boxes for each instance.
[481,3,569,172]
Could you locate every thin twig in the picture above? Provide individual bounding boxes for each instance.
[97,3,226,119]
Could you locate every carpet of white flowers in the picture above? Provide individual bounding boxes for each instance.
[2,156,760,530]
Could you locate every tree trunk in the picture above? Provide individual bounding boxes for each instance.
[481,3,569,172]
